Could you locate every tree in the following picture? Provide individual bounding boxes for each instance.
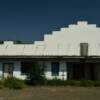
[27,62,45,85]
[14,40,22,44]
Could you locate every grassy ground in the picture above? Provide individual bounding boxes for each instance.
[0,86,100,100]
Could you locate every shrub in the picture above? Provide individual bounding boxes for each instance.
[94,81,100,86]
[4,77,25,89]
[44,80,100,87]
[66,80,80,86]
[45,79,67,86]
[44,79,81,86]
[0,80,3,89]
[27,62,45,85]
[80,80,94,87]
[44,80,100,86]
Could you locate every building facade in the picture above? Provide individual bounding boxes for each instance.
[0,21,100,80]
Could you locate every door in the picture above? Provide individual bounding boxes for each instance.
[3,63,13,78]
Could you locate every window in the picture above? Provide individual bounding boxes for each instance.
[21,62,32,74]
[51,62,59,76]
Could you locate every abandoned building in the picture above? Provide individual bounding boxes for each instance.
[0,21,100,80]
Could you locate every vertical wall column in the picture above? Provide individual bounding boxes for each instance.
[13,61,22,79]
[59,61,67,80]
[44,61,52,79]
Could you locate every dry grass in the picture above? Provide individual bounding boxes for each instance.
[0,86,100,100]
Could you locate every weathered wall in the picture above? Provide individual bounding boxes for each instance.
[0,61,26,80]
[0,61,100,80]
[44,61,67,80]
[0,21,100,56]
[0,61,67,80]
[13,61,26,80]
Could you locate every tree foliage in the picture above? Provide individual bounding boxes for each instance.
[27,62,45,85]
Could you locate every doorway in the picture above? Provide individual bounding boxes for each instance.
[72,63,85,80]
[67,62,95,80]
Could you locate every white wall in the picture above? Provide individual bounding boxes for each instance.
[0,61,26,80]
[44,61,67,80]
[59,61,67,80]
[44,61,52,79]
[0,60,100,80]
[0,21,100,56]
[13,61,26,80]
[13,61,67,80]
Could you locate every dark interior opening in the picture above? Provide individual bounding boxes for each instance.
[67,62,95,80]
[21,62,33,75]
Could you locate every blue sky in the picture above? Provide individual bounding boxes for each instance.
[0,0,100,43]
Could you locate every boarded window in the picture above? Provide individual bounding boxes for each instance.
[51,62,59,76]
[80,43,88,56]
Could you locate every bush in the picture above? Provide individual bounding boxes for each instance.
[94,81,100,86]
[80,80,94,87]
[4,77,25,89]
[1,76,100,87]
[27,62,45,85]
[45,79,67,86]
[45,80,83,86]
[66,80,80,86]
[0,80,3,89]
[44,80,100,87]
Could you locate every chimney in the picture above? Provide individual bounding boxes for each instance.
[80,43,88,56]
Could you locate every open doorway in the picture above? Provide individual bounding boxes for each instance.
[67,62,95,80]
[72,63,85,80]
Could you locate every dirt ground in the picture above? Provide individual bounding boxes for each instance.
[0,86,100,100]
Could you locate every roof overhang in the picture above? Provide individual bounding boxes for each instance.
[0,55,100,62]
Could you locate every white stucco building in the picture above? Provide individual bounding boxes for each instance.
[0,21,100,80]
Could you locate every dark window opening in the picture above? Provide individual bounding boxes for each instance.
[21,62,32,74]
[51,62,59,76]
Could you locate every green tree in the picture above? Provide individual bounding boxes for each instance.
[27,62,45,85]
[14,40,22,44]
